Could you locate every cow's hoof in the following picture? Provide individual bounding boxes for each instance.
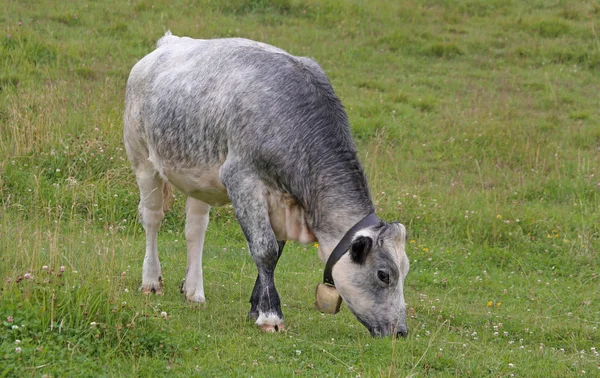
[181,278,205,303]
[141,278,164,295]
[141,285,164,295]
[258,323,285,333]
[255,312,285,332]
[186,293,206,303]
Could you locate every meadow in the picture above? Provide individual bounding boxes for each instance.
[1,0,599,376]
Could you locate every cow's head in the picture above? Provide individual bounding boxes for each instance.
[330,222,409,337]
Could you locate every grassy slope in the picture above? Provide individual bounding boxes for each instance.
[1,0,599,376]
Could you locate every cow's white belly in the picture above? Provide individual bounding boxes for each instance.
[155,161,316,245]
[162,165,230,206]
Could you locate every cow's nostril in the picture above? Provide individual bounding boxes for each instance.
[396,328,408,338]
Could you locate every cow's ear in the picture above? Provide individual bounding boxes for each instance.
[349,236,372,265]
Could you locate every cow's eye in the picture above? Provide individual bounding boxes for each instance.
[377,270,390,285]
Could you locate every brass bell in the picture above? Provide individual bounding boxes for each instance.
[315,283,342,314]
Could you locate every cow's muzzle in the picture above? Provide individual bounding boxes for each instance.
[369,324,408,338]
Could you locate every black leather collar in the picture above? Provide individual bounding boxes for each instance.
[323,213,381,286]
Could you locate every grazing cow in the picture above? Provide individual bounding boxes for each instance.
[124,31,410,337]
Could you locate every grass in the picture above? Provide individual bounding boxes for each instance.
[1,0,599,376]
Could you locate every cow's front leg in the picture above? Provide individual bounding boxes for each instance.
[248,241,286,322]
[221,163,285,332]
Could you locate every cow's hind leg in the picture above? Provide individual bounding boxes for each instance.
[182,197,211,303]
[136,165,166,295]
[221,162,285,332]
[248,241,285,321]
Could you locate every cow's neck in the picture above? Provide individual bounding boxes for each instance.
[301,148,375,263]
[311,201,375,264]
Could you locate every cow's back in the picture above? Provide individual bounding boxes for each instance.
[125,35,368,218]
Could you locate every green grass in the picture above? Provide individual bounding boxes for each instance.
[1,0,599,376]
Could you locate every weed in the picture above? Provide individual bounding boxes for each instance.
[423,42,464,58]
[534,19,571,38]
[52,13,81,27]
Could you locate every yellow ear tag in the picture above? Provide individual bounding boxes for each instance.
[315,283,343,314]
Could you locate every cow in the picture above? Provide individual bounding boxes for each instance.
[124,31,410,337]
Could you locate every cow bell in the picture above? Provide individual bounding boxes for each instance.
[315,283,342,314]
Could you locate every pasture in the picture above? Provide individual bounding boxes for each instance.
[1,0,599,376]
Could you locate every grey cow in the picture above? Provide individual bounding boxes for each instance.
[124,31,410,337]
